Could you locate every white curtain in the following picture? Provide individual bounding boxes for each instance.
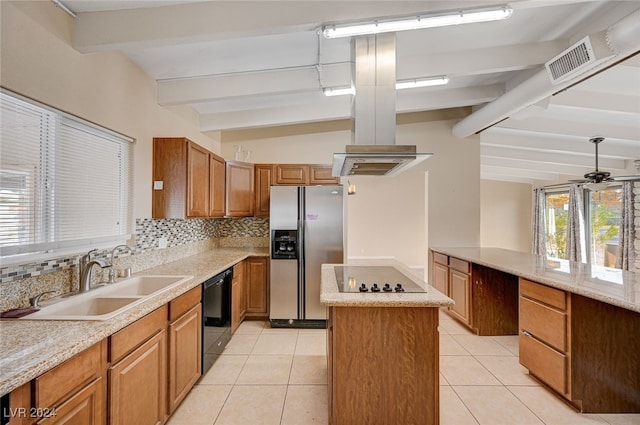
[566,185,586,262]
[615,182,635,270]
[531,188,546,255]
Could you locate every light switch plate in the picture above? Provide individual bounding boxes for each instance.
[153,181,164,190]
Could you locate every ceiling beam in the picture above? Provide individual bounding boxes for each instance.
[481,145,628,171]
[72,1,502,52]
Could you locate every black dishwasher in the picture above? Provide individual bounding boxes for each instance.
[202,268,233,374]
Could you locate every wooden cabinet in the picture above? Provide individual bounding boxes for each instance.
[6,382,31,425]
[519,278,570,397]
[152,137,225,219]
[225,161,254,217]
[519,277,640,413]
[308,165,340,185]
[168,286,202,414]
[187,142,211,217]
[33,341,106,425]
[273,164,339,185]
[431,252,449,296]
[274,164,308,185]
[448,258,470,325]
[254,163,338,218]
[254,164,273,218]
[327,306,440,425]
[245,257,269,319]
[231,261,247,333]
[209,153,226,217]
[430,250,519,336]
[108,306,167,425]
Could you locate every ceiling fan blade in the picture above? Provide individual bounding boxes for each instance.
[609,175,640,182]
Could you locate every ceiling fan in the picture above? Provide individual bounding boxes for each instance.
[569,136,640,189]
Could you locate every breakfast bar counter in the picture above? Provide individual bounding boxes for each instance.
[321,261,452,425]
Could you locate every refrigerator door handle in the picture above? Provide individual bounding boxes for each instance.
[298,187,306,320]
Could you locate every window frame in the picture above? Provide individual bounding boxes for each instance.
[0,89,134,266]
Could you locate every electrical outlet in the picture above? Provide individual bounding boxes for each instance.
[158,237,168,249]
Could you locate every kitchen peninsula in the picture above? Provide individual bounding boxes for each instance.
[320,262,452,425]
[431,247,640,413]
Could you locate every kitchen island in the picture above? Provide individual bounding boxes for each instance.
[431,247,640,413]
[320,261,452,425]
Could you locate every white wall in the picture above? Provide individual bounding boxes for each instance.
[0,1,220,219]
[1,2,484,274]
[220,111,481,272]
[480,180,532,252]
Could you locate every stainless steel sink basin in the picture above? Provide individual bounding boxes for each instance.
[22,274,193,321]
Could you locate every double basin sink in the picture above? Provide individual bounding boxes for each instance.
[22,275,193,321]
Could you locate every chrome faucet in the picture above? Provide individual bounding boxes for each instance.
[79,249,110,292]
[107,244,132,283]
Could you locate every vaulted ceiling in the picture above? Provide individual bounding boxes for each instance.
[63,0,640,185]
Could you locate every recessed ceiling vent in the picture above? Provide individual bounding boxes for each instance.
[545,34,614,84]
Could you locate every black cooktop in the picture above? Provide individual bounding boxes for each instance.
[334,266,427,293]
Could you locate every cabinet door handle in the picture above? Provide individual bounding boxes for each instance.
[522,330,532,337]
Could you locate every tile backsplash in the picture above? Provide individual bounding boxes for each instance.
[0,217,269,311]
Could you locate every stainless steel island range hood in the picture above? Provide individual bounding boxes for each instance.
[331,33,432,177]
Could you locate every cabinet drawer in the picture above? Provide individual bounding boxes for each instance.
[433,252,448,265]
[520,297,566,351]
[169,285,201,322]
[109,305,167,363]
[450,257,470,274]
[520,332,567,396]
[520,278,566,310]
[35,340,106,409]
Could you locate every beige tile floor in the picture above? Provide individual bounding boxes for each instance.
[167,310,640,425]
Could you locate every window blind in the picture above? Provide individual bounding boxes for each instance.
[0,89,133,262]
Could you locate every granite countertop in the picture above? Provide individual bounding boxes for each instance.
[320,259,453,307]
[0,247,268,397]
[432,247,640,314]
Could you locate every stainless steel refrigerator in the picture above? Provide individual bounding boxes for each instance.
[269,185,344,328]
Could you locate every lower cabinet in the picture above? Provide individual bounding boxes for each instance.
[449,267,470,325]
[108,306,168,425]
[245,257,269,319]
[34,340,107,425]
[168,287,202,414]
[231,261,247,333]
[519,277,640,413]
[430,250,519,336]
[519,278,569,397]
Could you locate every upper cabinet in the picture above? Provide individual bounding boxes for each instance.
[274,164,308,185]
[210,154,226,217]
[226,160,254,217]
[254,164,274,218]
[152,137,226,219]
[309,165,340,185]
[273,164,339,185]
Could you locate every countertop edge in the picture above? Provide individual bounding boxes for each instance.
[431,247,640,314]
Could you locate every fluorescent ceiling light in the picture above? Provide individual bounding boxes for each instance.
[322,5,513,38]
[396,76,449,90]
[324,76,449,96]
[323,86,355,96]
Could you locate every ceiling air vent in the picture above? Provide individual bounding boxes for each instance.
[544,35,614,84]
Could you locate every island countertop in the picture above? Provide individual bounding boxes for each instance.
[320,259,453,307]
[432,247,640,314]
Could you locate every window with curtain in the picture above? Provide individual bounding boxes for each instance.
[541,186,623,267]
[545,190,570,259]
[587,186,622,267]
[0,89,133,263]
